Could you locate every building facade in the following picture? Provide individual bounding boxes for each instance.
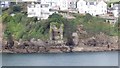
[41,0,60,10]
[22,0,40,2]
[41,0,69,11]
[27,2,41,18]
[111,4,120,17]
[0,1,10,8]
[27,2,57,20]
[27,0,70,20]
[77,0,107,16]
[68,0,77,10]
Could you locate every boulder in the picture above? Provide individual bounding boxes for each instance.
[60,46,70,52]
[14,48,27,53]
[31,39,47,46]
[26,46,39,53]
[38,47,46,53]
[49,48,63,53]
[72,32,79,45]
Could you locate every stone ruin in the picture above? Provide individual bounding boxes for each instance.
[49,22,64,45]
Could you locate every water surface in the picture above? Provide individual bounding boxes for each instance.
[2,52,118,66]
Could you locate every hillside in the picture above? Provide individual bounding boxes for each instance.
[1,3,119,53]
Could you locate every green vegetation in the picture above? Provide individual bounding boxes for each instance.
[0,16,1,23]
[117,17,120,36]
[2,5,119,41]
[72,13,118,36]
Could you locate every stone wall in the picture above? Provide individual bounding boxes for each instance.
[49,22,64,45]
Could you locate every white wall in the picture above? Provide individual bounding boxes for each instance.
[77,0,87,14]
[27,2,57,20]
[112,4,120,17]
[22,0,38,2]
[60,0,68,10]
[1,1,10,8]
[77,0,107,16]
[27,4,41,17]
[112,10,119,17]
[96,1,107,15]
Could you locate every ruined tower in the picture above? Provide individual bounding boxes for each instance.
[49,22,64,45]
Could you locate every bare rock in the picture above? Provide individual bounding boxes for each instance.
[60,46,70,52]
[49,48,63,53]
[72,46,83,52]
[38,47,46,53]
[72,32,79,45]
[32,39,47,46]
[14,48,27,53]
[27,46,39,53]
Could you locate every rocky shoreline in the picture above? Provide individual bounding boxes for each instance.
[1,47,119,54]
[1,23,119,54]
[2,33,119,54]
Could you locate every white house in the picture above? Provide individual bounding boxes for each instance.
[41,0,60,10]
[27,0,70,20]
[77,0,107,16]
[111,4,120,17]
[27,2,41,18]
[41,0,69,11]
[0,1,10,8]
[22,0,39,2]
[59,0,69,10]
[41,2,56,19]
[68,0,77,10]
[27,2,57,20]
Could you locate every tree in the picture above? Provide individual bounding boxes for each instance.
[117,17,120,36]
[12,5,22,12]
[13,13,23,23]
[48,13,63,23]
[2,12,12,23]
[84,13,93,23]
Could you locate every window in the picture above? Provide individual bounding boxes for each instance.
[94,10,96,12]
[105,10,106,12]
[32,9,34,12]
[89,2,94,5]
